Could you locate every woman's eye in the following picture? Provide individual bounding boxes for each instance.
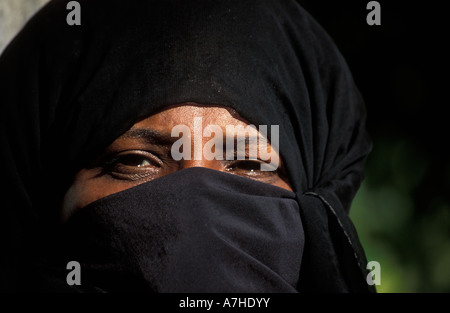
[101,151,163,181]
[114,154,154,167]
[226,160,275,176]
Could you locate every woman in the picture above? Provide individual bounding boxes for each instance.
[0,0,373,292]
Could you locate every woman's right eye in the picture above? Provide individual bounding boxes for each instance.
[101,151,163,181]
[113,154,154,168]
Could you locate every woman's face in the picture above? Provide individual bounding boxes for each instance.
[62,105,292,222]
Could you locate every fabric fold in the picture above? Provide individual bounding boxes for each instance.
[49,168,304,293]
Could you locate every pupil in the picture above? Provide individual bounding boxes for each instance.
[121,155,149,167]
[240,161,259,171]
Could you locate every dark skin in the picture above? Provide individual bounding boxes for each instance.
[62,104,293,222]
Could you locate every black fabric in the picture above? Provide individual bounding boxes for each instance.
[41,168,304,292]
[0,0,373,292]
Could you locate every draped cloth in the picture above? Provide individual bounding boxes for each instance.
[0,0,373,292]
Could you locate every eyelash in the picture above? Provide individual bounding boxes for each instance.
[224,160,278,177]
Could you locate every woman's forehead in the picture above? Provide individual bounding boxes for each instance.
[133,104,250,131]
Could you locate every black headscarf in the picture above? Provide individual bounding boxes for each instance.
[0,0,373,292]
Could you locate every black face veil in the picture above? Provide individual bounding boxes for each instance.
[0,0,373,292]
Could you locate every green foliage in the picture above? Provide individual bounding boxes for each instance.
[350,135,450,292]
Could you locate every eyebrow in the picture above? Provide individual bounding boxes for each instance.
[121,128,177,145]
[119,128,273,152]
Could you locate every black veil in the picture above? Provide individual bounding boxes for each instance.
[0,0,373,292]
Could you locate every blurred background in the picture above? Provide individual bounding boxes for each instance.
[299,0,449,292]
[1,0,448,292]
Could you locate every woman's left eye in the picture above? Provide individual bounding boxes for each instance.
[225,160,275,176]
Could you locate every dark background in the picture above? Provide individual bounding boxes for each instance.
[298,0,449,292]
